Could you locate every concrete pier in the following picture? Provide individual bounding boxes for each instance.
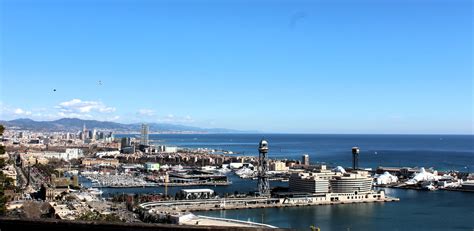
[140,196,400,213]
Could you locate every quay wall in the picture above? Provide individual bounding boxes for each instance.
[0,217,286,231]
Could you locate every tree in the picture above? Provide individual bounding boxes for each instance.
[0,124,9,215]
[78,211,122,222]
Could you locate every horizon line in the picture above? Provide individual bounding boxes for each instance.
[1,117,473,135]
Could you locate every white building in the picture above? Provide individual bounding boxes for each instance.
[179,189,214,200]
[406,167,439,185]
[330,173,373,193]
[95,150,120,158]
[164,146,178,153]
[375,172,399,185]
[289,173,330,194]
[289,171,373,195]
[145,162,160,171]
[43,148,84,161]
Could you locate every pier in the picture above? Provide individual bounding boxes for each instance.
[139,195,400,212]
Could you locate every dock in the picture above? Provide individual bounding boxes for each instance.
[139,196,400,213]
[180,215,278,229]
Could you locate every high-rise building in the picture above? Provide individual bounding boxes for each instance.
[302,154,310,166]
[141,123,149,145]
[121,137,131,149]
[82,123,88,140]
[92,129,97,140]
[97,131,104,140]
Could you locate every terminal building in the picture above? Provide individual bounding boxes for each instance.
[145,162,160,171]
[329,171,373,193]
[289,173,330,194]
[285,165,385,204]
[177,189,215,200]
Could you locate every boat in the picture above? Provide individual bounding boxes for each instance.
[88,188,103,195]
[421,182,437,191]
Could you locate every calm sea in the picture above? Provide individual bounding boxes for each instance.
[141,134,474,171]
[109,134,474,230]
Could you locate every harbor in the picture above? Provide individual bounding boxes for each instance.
[3,130,473,230]
[139,194,400,213]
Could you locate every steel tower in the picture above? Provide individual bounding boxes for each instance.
[257,139,270,196]
[352,147,359,170]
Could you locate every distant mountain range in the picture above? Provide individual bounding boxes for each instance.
[0,118,254,133]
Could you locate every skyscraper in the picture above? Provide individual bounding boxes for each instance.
[141,123,149,146]
[302,154,310,166]
[92,129,97,140]
[82,123,87,140]
[121,137,131,149]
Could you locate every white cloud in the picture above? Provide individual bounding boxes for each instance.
[157,114,195,124]
[109,115,120,121]
[138,109,155,116]
[1,99,120,121]
[57,111,93,119]
[57,99,116,114]
[14,108,32,116]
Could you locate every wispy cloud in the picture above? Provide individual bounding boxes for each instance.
[157,114,195,124]
[1,100,199,125]
[56,99,116,114]
[0,104,33,117]
[13,108,32,116]
[137,109,155,116]
[1,99,119,121]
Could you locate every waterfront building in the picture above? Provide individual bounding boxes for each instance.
[289,172,330,193]
[145,162,160,171]
[164,146,178,153]
[177,189,215,200]
[270,161,289,171]
[302,154,310,166]
[461,180,474,191]
[329,172,373,193]
[289,170,373,195]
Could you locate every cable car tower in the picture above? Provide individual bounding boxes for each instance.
[257,139,270,196]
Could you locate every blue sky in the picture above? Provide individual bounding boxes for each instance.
[0,0,472,134]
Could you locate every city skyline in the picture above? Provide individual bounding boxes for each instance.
[1,0,472,134]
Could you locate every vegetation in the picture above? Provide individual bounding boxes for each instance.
[34,163,60,178]
[0,124,15,215]
[77,211,122,222]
